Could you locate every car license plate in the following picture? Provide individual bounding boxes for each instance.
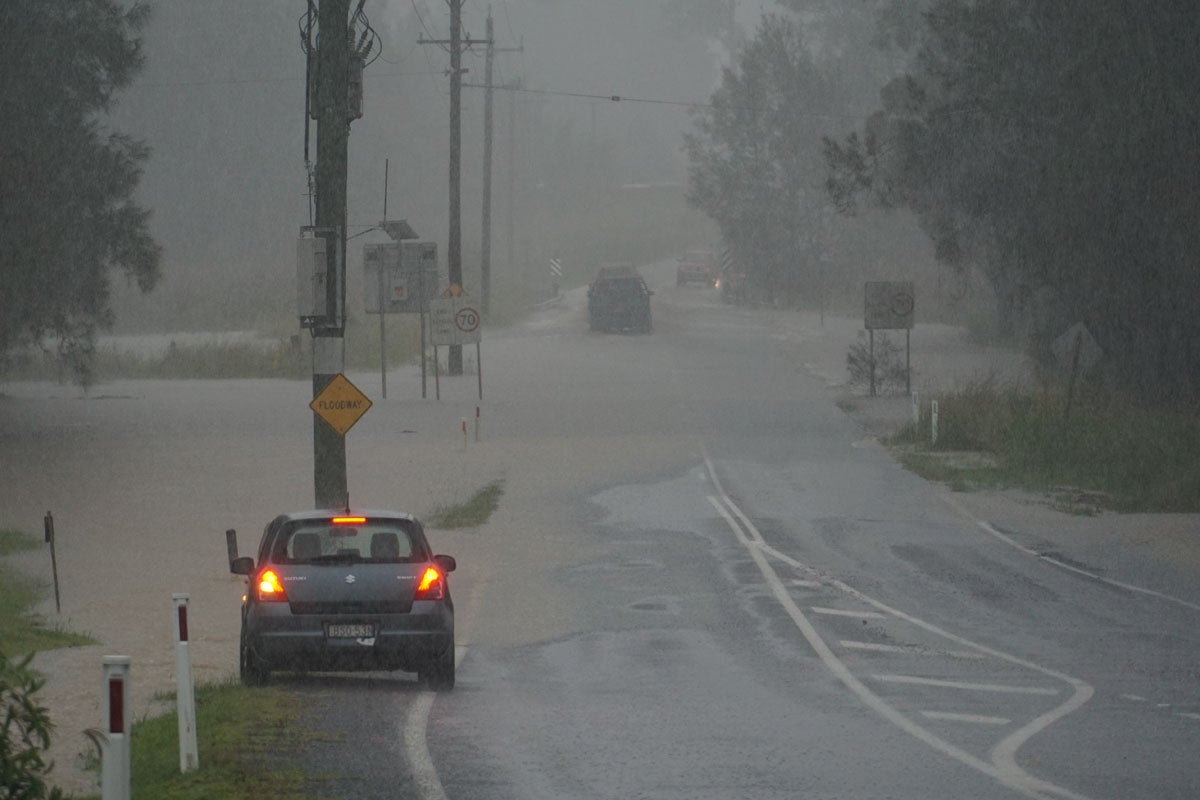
[326,623,375,638]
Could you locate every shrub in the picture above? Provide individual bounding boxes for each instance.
[846,330,910,394]
[0,650,66,800]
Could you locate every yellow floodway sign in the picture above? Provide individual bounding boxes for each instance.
[310,373,372,436]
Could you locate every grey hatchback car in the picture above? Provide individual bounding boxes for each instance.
[228,510,456,689]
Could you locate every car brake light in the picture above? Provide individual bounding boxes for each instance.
[332,516,366,524]
[256,569,288,602]
[414,566,444,601]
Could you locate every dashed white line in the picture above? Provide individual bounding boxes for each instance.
[1176,712,1200,721]
[811,606,890,620]
[920,710,1012,726]
[790,578,822,588]
[839,640,987,660]
[703,447,1095,800]
[1120,694,1147,702]
[873,674,1060,696]
[840,640,909,653]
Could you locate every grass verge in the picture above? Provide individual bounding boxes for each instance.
[0,528,93,653]
[426,480,505,529]
[77,680,333,800]
[888,378,1200,511]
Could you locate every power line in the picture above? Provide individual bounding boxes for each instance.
[410,0,446,51]
[462,83,864,121]
[128,70,444,90]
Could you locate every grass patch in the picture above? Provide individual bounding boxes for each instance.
[0,529,93,654]
[0,528,41,556]
[77,680,333,800]
[426,480,505,529]
[888,378,1200,511]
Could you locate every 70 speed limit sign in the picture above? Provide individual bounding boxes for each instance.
[430,297,482,345]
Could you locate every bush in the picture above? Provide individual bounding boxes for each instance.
[846,331,910,394]
[0,650,66,800]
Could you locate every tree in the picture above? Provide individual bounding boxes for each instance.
[826,0,1200,399]
[685,14,835,304]
[0,1,161,386]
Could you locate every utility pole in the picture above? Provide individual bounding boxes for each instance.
[506,77,519,284]
[420,2,487,375]
[313,0,351,508]
[481,7,522,319]
[303,0,372,508]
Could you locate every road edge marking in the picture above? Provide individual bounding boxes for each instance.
[702,449,1094,800]
[941,494,1200,614]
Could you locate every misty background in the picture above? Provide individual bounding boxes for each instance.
[105,0,930,334]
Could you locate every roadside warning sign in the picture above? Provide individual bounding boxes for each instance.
[430,297,482,346]
[310,373,372,436]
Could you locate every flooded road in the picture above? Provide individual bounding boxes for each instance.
[3,260,1198,798]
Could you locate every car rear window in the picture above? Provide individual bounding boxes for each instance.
[271,519,426,564]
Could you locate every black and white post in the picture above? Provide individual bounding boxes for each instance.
[173,593,199,772]
[101,656,131,800]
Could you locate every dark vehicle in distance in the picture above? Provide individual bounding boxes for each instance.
[587,264,653,333]
[228,509,457,689]
[719,264,748,304]
[676,248,718,287]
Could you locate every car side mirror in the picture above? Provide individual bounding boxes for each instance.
[434,554,457,573]
[230,556,255,575]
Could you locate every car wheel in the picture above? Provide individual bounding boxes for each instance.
[421,644,455,691]
[239,622,270,686]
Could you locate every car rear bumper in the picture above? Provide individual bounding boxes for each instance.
[677,266,716,284]
[247,602,453,672]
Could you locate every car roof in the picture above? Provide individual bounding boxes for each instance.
[595,265,642,280]
[280,509,418,523]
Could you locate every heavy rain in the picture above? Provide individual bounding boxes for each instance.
[2,2,1198,799]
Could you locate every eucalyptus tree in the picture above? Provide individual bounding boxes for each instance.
[0,1,161,385]
[825,0,1200,397]
[685,14,835,303]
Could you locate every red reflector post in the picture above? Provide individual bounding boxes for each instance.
[109,678,124,734]
[177,605,189,642]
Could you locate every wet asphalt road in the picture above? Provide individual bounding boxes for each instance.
[2,259,1196,798]
[271,264,1198,800]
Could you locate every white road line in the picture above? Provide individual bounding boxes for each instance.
[921,711,1012,726]
[403,692,448,800]
[839,640,987,660]
[790,578,822,588]
[702,448,1094,800]
[941,495,1200,614]
[873,674,1060,696]
[1121,694,1147,702]
[840,640,909,653]
[403,645,470,800]
[811,606,890,620]
[1176,712,1200,721]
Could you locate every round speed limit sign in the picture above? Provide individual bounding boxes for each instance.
[454,306,480,333]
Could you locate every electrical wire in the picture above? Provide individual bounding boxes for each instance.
[411,0,449,53]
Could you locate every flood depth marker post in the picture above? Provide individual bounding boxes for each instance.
[173,594,199,772]
[43,511,60,613]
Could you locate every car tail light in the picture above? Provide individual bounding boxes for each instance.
[414,566,445,601]
[256,569,288,602]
